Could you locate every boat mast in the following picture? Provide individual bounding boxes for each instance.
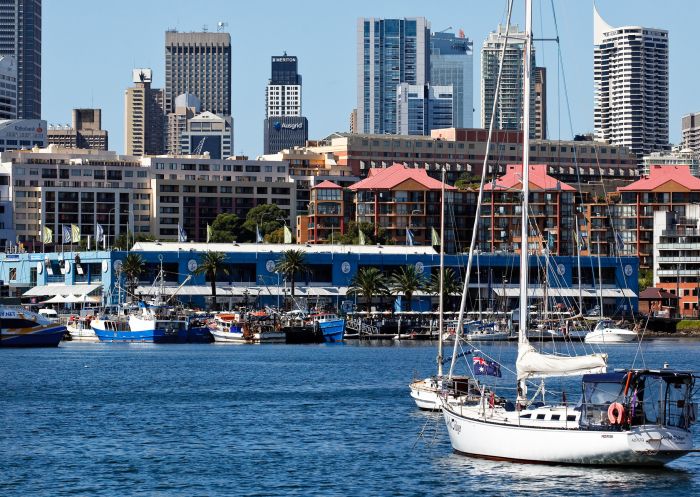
[518,0,533,400]
[437,166,446,377]
[449,0,514,378]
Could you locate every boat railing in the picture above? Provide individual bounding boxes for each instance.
[346,318,379,335]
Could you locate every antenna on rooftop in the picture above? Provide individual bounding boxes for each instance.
[217,21,228,32]
[202,24,208,32]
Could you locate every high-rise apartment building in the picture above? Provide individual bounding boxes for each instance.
[357,17,430,135]
[534,66,546,139]
[167,93,200,155]
[0,55,16,119]
[682,112,700,155]
[481,24,536,137]
[124,68,166,156]
[48,108,108,150]
[264,54,308,154]
[430,31,473,128]
[0,0,40,119]
[164,31,231,116]
[396,83,454,136]
[593,6,669,158]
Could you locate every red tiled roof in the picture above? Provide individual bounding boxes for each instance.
[348,163,455,191]
[484,164,576,191]
[313,180,342,189]
[618,165,700,192]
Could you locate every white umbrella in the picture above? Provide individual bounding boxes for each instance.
[41,295,66,304]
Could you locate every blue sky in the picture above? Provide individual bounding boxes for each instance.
[43,0,700,156]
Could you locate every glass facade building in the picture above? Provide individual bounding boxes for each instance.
[430,32,473,128]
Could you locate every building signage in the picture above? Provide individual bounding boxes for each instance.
[272,57,297,63]
[273,121,304,131]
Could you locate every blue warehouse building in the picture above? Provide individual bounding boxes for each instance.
[0,243,638,316]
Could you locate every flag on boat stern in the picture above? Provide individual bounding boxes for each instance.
[473,356,502,377]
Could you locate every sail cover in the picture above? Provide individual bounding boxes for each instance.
[517,344,607,380]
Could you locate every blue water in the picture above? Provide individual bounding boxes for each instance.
[2,339,700,496]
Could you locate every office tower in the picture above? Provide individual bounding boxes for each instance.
[349,109,357,133]
[396,83,454,135]
[534,66,546,139]
[481,24,536,136]
[164,30,231,116]
[357,17,430,134]
[430,31,473,128]
[264,54,308,154]
[0,55,16,119]
[179,112,233,159]
[682,113,700,155]
[593,6,669,158]
[48,108,108,150]
[167,93,200,154]
[0,0,40,119]
[124,68,165,156]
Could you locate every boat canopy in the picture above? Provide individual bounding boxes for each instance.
[581,371,627,384]
[516,344,608,381]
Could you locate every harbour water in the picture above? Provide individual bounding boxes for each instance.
[2,339,700,496]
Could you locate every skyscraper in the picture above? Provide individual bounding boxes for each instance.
[481,24,536,137]
[164,30,231,116]
[48,108,108,150]
[396,83,454,136]
[682,112,700,155]
[430,31,473,128]
[534,66,547,140]
[264,54,308,154]
[357,17,430,135]
[593,6,669,158]
[0,0,40,119]
[0,55,17,119]
[124,68,166,156]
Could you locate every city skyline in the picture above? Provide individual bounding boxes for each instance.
[42,0,700,156]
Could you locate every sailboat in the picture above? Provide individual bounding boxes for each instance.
[440,0,697,465]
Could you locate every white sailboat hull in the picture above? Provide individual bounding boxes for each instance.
[409,378,441,410]
[442,403,693,466]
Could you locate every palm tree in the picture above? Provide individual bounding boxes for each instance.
[195,251,229,310]
[348,267,389,311]
[121,253,144,300]
[390,265,426,312]
[426,267,461,311]
[275,249,311,300]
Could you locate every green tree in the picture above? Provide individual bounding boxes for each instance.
[390,265,426,312]
[266,226,295,244]
[121,253,145,299]
[638,269,653,292]
[426,267,461,311]
[454,172,481,190]
[275,249,311,299]
[348,267,389,311]
[242,204,286,241]
[194,252,229,310]
[209,213,243,243]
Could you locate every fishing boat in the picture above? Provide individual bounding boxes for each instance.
[584,319,638,344]
[66,315,99,341]
[209,312,246,343]
[210,311,285,344]
[441,0,698,465]
[127,302,188,343]
[310,313,345,342]
[0,307,66,347]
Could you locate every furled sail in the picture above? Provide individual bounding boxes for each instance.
[516,344,607,380]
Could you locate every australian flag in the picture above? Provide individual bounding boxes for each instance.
[473,356,502,377]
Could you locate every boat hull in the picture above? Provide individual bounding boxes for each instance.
[187,325,213,343]
[318,319,345,342]
[67,324,98,342]
[585,329,638,344]
[128,316,188,343]
[442,403,692,466]
[0,325,65,347]
[409,378,441,410]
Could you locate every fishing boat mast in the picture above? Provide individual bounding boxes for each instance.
[437,166,446,376]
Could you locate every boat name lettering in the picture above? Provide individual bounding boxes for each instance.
[601,434,613,439]
[449,419,462,434]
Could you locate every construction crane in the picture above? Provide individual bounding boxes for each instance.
[193,137,206,155]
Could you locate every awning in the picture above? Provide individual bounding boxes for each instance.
[134,285,352,298]
[492,287,637,299]
[24,283,102,297]
[41,295,67,304]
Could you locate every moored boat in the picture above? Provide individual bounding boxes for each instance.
[584,319,638,344]
[310,313,345,342]
[0,307,66,347]
[66,316,99,341]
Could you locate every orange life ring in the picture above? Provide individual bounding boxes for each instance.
[608,402,625,424]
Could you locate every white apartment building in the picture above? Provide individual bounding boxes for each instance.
[593,6,669,158]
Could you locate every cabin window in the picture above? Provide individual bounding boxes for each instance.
[567,415,577,421]
[536,414,546,420]
[551,415,561,421]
